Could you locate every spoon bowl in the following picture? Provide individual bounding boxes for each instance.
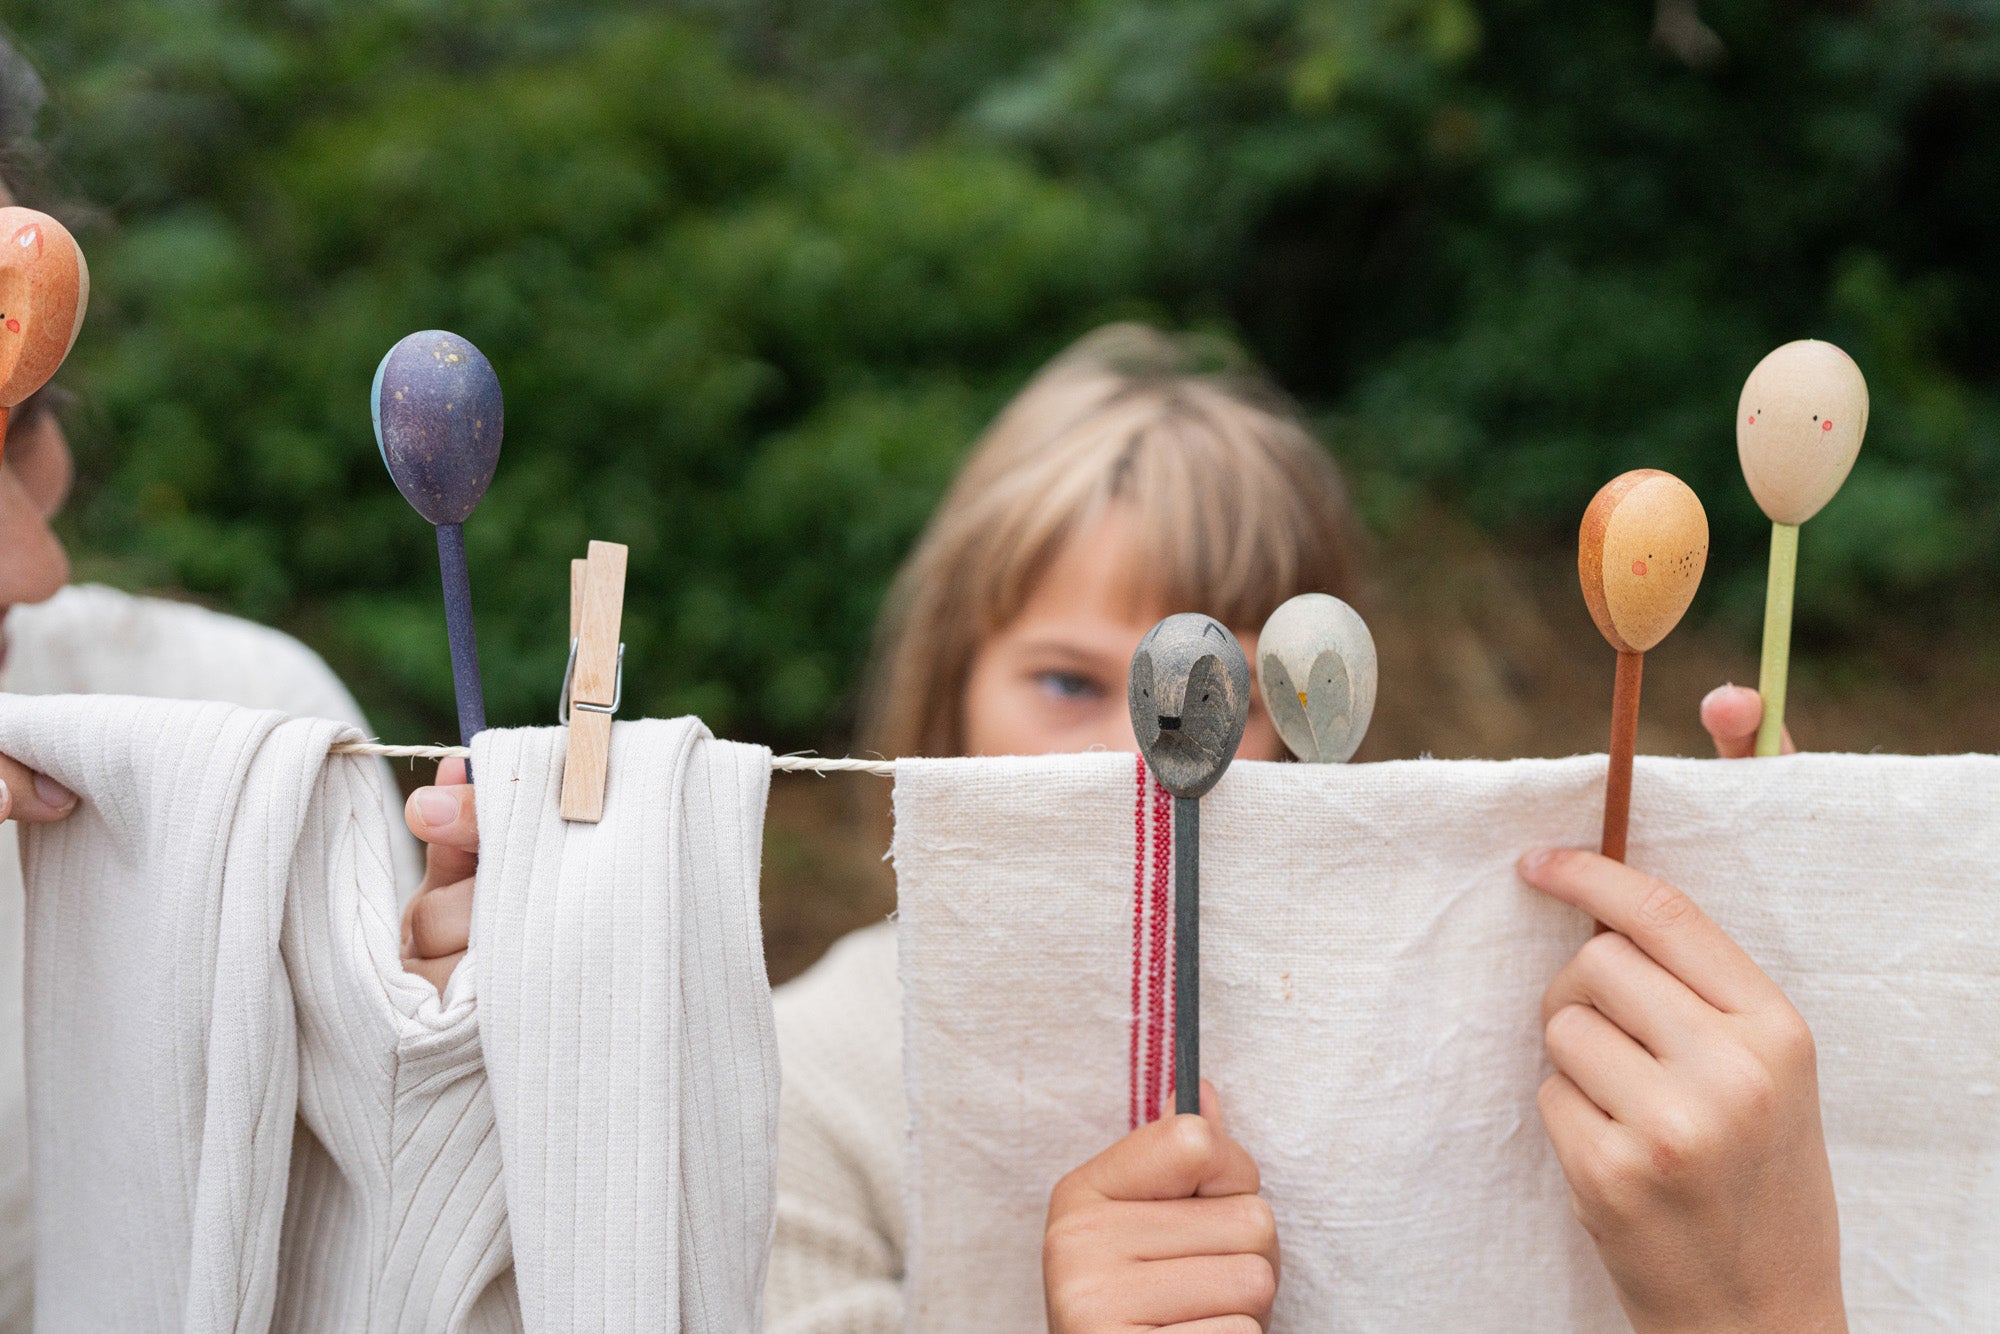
[1737,340,1868,527]
[372,330,504,525]
[1128,613,1251,798]
[1257,593,1377,764]
[1578,469,1709,655]
[0,206,88,413]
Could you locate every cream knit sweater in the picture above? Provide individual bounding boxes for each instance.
[765,922,909,1332]
[0,584,416,1332]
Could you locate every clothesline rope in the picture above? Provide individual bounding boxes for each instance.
[329,738,897,775]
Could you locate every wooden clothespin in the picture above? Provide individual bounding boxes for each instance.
[560,540,628,822]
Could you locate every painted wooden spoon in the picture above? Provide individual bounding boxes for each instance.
[372,331,504,760]
[1129,612,1251,1116]
[1578,470,1708,862]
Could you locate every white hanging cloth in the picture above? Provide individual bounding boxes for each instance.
[0,696,777,1332]
[893,750,2000,1331]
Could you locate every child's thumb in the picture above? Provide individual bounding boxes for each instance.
[1198,1079,1226,1134]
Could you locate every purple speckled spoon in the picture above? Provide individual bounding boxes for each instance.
[372,330,503,760]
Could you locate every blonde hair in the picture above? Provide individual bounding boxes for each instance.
[863,323,1364,759]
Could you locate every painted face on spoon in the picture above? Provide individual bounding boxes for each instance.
[1128,613,1252,798]
[1578,469,1708,654]
[0,206,88,413]
[1256,592,1377,763]
[1737,339,1868,526]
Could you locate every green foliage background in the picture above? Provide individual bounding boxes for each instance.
[7,0,1998,746]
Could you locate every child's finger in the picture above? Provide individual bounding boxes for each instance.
[1543,929,1712,1059]
[1700,685,1795,758]
[1536,1071,1623,1180]
[1517,849,1771,1014]
[1157,1318,1265,1334]
[0,754,77,823]
[1097,1195,1278,1264]
[1063,1111,1259,1205]
[406,880,472,960]
[436,756,468,787]
[1127,1253,1277,1326]
[407,783,479,853]
[1544,1003,1665,1126]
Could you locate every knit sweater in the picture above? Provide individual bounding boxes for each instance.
[764,922,909,1332]
[0,584,417,1332]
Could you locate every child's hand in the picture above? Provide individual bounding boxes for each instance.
[0,751,77,824]
[1700,684,1796,757]
[401,757,476,994]
[1043,1081,1280,1333]
[1519,848,1845,1334]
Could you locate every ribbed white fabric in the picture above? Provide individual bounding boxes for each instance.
[0,697,778,1332]
[472,720,780,1332]
[892,751,2000,1331]
[0,584,420,1333]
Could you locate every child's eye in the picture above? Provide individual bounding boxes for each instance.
[1037,671,1101,701]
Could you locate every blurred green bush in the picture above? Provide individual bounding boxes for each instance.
[11,2,1145,745]
[10,0,2000,745]
[720,0,2000,634]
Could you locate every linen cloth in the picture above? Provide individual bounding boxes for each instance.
[894,750,2000,1331]
[0,584,420,1333]
[0,696,777,1332]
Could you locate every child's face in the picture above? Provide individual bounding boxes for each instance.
[962,509,1283,762]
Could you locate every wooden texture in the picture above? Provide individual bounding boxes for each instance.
[1738,341,1865,754]
[1127,613,1252,800]
[435,522,487,755]
[1129,612,1250,1123]
[1580,469,1705,885]
[1257,592,1378,763]
[1173,794,1200,1116]
[561,541,630,823]
[0,206,89,461]
[371,330,504,526]
[1757,521,1799,758]
[1737,339,1868,527]
[372,329,504,763]
[1601,649,1643,864]
[1577,469,1708,654]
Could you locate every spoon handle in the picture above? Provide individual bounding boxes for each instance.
[1756,521,1798,758]
[436,522,488,764]
[1173,794,1200,1116]
[1601,649,1643,865]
